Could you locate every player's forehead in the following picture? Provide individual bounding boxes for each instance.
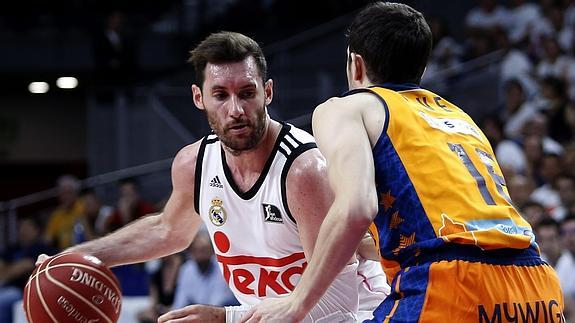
[204,56,262,90]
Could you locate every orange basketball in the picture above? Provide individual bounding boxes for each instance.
[23,252,122,323]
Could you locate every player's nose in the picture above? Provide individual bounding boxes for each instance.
[229,96,244,118]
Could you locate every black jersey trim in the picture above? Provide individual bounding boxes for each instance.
[194,136,211,213]
[221,122,291,200]
[340,87,390,135]
[286,132,303,146]
[278,145,290,157]
[280,142,318,225]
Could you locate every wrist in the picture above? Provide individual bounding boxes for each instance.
[289,292,311,321]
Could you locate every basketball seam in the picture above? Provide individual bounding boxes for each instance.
[28,253,120,290]
[36,255,60,323]
[24,274,34,323]
[42,263,121,294]
[44,261,115,323]
[26,253,121,323]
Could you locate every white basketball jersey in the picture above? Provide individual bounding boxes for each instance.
[195,123,316,306]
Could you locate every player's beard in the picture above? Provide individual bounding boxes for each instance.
[207,104,268,153]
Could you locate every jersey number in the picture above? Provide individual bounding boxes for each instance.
[448,143,511,206]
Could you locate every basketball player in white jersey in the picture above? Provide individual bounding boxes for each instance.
[36,31,388,322]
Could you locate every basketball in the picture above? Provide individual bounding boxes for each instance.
[23,252,122,323]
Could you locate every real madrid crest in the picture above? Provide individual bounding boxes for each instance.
[209,198,227,226]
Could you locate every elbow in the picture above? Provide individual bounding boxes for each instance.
[335,197,378,232]
[351,203,378,230]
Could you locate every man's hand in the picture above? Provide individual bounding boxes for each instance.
[357,231,379,261]
[239,296,304,323]
[35,254,50,267]
[158,304,225,323]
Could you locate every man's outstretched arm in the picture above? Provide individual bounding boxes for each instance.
[36,142,204,268]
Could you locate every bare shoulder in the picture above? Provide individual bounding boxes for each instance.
[171,140,203,191]
[286,148,328,187]
[285,148,333,223]
[314,92,385,146]
[315,92,382,116]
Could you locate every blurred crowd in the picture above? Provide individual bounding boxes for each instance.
[3,0,575,322]
[0,174,237,323]
[427,0,575,319]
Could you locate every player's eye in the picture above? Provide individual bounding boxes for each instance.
[213,92,228,100]
[240,91,255,99]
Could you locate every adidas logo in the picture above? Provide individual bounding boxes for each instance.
[209,176,223,188]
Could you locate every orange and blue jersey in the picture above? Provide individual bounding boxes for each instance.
[347,84,564,322]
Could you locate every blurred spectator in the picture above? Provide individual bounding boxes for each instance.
[481,114,527,176]
[545,3,573,54]
[521,200,548,226]
[566,0,575,28]
[44,175,85,250]
[105,178,156,233]
[423,16,463,93]
[521,114,564,155]
[497,32,537,96]
[500,79,539,140]
[554,175,575,221]
[534,217,563,266]
[0,216,56,323]
[536,37,573,81]
[537,76,573,143]
[93,11,137,87]
[138,253,185,323]
[564,144,575,178]
[465,0,509,36]
[557,215,575,318]
[522,134,545,185]
[508,175,535,210]
[172,230,237,309]
[464,0,509,59]
[505,0,543,46]
[530,153,562,213]
[73,189,114,244]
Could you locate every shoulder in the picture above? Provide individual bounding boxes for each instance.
[171,139,204,190]
[314,92,384,118]
[172,140,204,172]
[313,91,387,145]
[285,148,328,191]
[284,147,333,224]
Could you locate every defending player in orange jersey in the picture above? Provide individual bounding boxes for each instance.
[243,2,566,322]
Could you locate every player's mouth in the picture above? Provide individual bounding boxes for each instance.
[227,123,249,134]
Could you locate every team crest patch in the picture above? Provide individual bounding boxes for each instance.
[262,204,283,223]
[209,198,227,226]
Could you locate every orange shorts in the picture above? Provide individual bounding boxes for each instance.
[367,247,565,322]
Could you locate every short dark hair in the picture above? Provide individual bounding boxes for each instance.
[188,31,268,87]
[347,2,432,84]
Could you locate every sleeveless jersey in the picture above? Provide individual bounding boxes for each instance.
[346,84,537,281]
[194,123,317,306]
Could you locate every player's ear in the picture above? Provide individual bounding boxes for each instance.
[351,52,365,83]
[264,79,273,106]
[191,84,204,110]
